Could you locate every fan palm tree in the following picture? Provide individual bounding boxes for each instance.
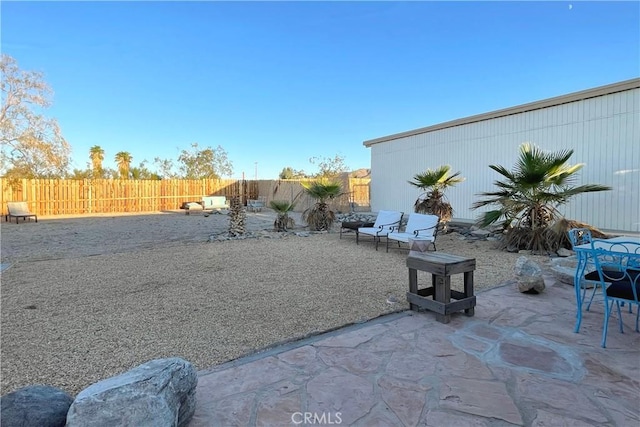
[270,200,296,231]
[472,142,611,252]
[114,151,133,179]
[409,165,464,226]
[89,145,105,176]
[301,179,343,231]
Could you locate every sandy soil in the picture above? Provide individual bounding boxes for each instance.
[0,209,550,395]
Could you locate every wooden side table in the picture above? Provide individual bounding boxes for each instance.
[406,251,476,323]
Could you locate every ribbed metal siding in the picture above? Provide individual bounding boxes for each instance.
[370,89,639,232]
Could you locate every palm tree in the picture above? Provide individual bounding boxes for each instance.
[89,145,105,176]
[409,165,464,226]
[301,179,343,231]
[228,196,246,236]
[270,200,296,231]
[114,151,133,179]
[472,143,611,252]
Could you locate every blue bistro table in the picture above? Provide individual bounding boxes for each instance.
[572,236,640,333]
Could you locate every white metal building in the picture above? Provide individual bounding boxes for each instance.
[363,78,640,233]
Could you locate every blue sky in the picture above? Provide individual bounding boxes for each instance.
[2,1,639,179]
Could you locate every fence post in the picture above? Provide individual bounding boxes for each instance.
[87,179,92,214]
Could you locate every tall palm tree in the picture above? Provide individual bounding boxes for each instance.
[228,196,246,236]
[409,165,464,226]
[114,151,132,179]
[301,179,343,231]
[89,145,105,176]
[472,143,611,252]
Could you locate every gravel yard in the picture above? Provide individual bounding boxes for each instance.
[0,210,549,395]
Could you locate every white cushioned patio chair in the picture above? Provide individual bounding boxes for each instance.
[6,201,37,224]
[386,213,439,253]
[357,210,403,250]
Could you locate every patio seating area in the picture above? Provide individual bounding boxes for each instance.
[343,211,441,254]
[189,273,639,426]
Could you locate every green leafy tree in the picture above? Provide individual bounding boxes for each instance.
[472,142,611,252]
[153,157,177,179]
[70,165,118,180]
[114,151,133,179]
[0,54,70,178]
[130,160,161,180]
[89,145,105,177]
[408,165,464,226]
[103,168,119,179]
[177,143,233,179]
[279,166,307,179]
[309,154,348,178]
[301,179,343,231]
[70,167,92,179]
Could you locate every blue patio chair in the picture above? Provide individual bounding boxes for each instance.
[568,228,600,311]
[588,239,640,347]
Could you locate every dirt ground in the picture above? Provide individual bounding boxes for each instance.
[0,210,550,395]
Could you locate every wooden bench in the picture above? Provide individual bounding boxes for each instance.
[406,251,476,323]
[5,202,38,224]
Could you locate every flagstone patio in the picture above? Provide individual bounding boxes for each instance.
[188,274,640,426]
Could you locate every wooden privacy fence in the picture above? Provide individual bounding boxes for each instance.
[0,178,370,217]
[0,179,252,216]
[253,177,371,214]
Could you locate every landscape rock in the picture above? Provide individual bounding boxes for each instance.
[549,256,596,288]
[514,256,545,294]
[335,213,376,224]
[470,229,492,238]
[1,385,73,427]
[549,258,577,285]
[556,248,573,257]
[66,357,197,427]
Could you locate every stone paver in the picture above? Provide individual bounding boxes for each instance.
[190,275,640,426]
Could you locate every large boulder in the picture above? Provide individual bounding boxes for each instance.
[66,357,197,427]
[556,247,573,257]
[514,256,545,294]
[1,385,73,427]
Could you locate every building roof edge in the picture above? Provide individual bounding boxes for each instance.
[362,78,640,147]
